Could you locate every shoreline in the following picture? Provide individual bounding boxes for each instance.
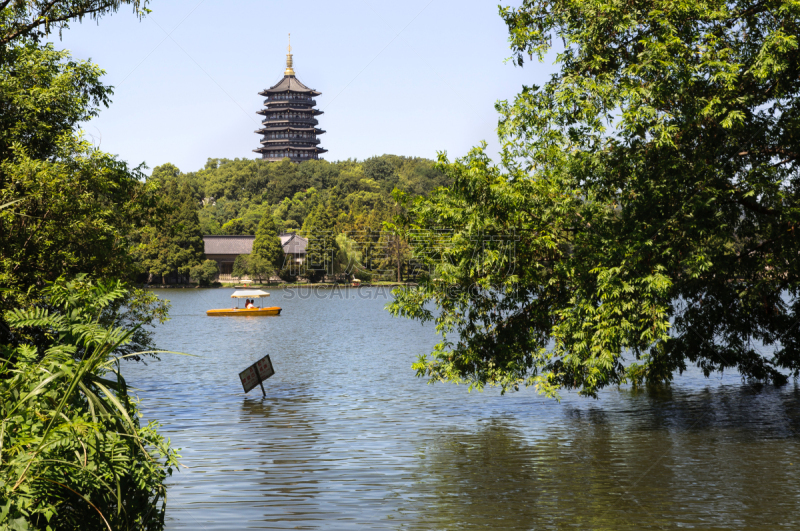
[142,282,416,289]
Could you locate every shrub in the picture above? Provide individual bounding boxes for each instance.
[278,266,297,283]
[354,269,372,282]
[191,259,219,285]
[0,277,180,530]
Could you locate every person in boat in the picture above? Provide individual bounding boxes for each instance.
[245,299,254,309]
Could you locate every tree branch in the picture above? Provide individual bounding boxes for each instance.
[0,1,127,45]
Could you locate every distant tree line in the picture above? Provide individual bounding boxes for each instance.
[134,155,449,283]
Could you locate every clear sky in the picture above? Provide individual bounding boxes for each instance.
[51,0,557,175]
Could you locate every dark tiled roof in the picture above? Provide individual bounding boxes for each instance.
[257,108,323,115]
[204,235,254,255]
[259,75,321,96]
[257,145,321,151]
[281,233,308,254]
[204,234,307,255]
[254,126,323,134]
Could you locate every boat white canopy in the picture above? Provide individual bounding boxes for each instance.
[230,290,270,298]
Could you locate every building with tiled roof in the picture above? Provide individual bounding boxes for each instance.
[254,36,326,162]
[204,234,307,280]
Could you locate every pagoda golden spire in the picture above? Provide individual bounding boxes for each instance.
[284,33,295,76]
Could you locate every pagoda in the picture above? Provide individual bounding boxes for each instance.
[254,36,327,162]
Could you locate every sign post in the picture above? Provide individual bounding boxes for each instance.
[238,355,275,396]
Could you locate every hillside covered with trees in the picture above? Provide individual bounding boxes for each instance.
[134,155,449,283]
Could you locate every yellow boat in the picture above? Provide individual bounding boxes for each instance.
[206,290,282,316]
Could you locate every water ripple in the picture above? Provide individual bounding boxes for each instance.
[120,288,800,530]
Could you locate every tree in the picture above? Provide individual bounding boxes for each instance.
[265,159,307,203]
[221,217,247,235]
[232,254,249,280]
[248,254,272,283]
[1,5,178,528]
[334,232,363,280]
[378,231,410,282]
[251,213,284,284]
[190,259,219,286]
[363,156,399,194]
[389,0,800,398]
[151,156,442,244]
[0,1,147,46]
[132,179,204,284]
[302,203,338,282]
[171,182,205,277]
[202,158,262,202]
[0,39,164,347]
[150,162,180,186]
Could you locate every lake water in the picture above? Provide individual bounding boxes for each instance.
[121,287,800,530]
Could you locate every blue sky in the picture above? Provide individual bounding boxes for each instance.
[51,0,557,174]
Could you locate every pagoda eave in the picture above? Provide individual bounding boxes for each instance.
[254,126,325,134]
[257,108,322,115]
[260,75,322,96]
[255,145,325,152]
[260,140,321,146]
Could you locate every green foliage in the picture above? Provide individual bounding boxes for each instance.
[97,287,170,361]
[277,265,298,283]
[149,162,180,186]
[1,6,179,528]
[221,217,247,235]
[363,157,398,194]
[0,40,162,348]
[251,212,284,280]
[0,276,179,530]
[334,233,362,278]
[389,0,800,398]
[265,159,310,203]
[167,155,447,238]
[232,254,249,279]
[247,254,271,283]
[131,178,204,283]
[240,204,268,234]
[135,153,448,283]
[302,202,339,281]
[201,158,262,202]
[190,259,219,286]
[377,231,411,283]
[0,1,148,46]
[198,209,222,235]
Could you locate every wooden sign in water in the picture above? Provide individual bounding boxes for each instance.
[239,355,275,396]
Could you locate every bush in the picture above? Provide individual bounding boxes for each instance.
[191,259,219,285]
[303,267,325,283]
[0,276,179,530]
[278,266,298,283]
[353,269,372,282]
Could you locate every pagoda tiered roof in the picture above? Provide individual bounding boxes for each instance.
[259,76,321,96]
[256,107,323,115]
[253,37,326,163]
[255,126,326,135]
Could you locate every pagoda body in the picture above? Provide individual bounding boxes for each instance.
[254,40,326,162]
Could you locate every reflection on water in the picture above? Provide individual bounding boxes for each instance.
[407,386,800,530]
[122,288,800,530]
